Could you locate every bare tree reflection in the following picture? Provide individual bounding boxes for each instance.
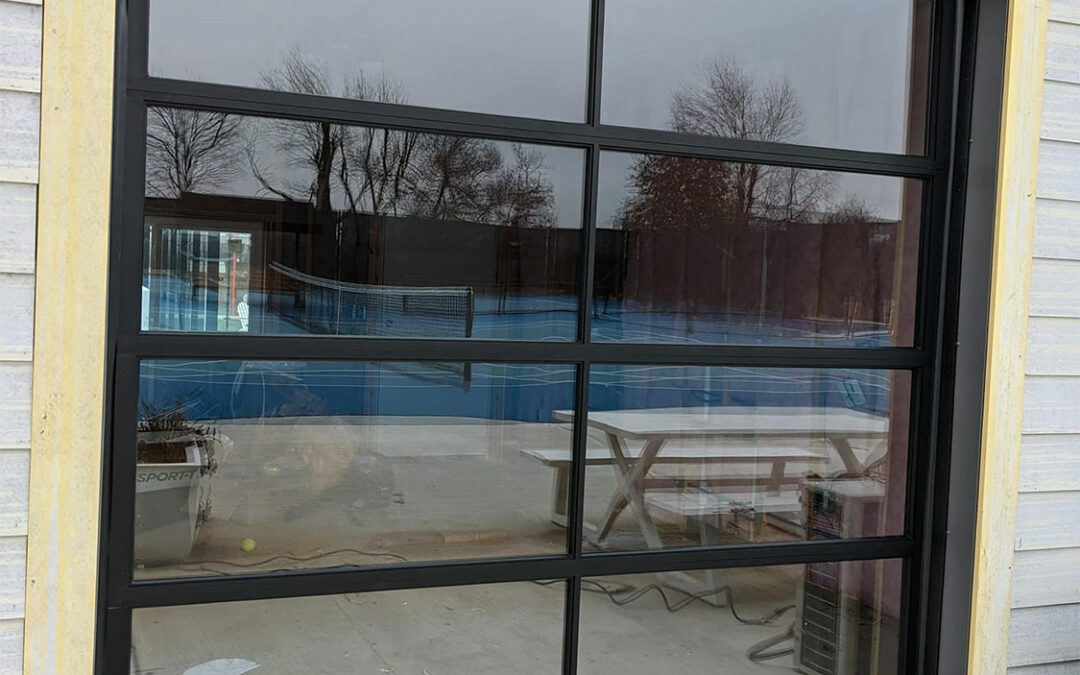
[486,145,557,229]
[250,50,341,210]
[617,57,882,324]
[146,107,245,198]
[248,50,558,228]
[338,73,418,217]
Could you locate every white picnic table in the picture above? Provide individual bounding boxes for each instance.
[551,406,890,549]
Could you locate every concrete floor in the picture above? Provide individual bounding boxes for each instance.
[131,569,819,674]
[138,418,582,579]
[135,417,869,580]
[130,417,893,674]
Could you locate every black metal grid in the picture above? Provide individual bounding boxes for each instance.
[95,0,979,672]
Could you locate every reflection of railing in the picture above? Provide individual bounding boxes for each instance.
[145,226,252,332]
[267,262,474,386]
[146,228,224,332]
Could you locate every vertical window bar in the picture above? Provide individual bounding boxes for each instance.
[568,140,600,553]
[106,354,140,593]
[903,368,939,674]
[101,607,133,674]
[117,103,148,338]
[127,0,149,83]
[568,362,591,558]
[578,142,600,344]
[913,179,939,358]
[917,0,941,158]
[566,27,604,649]
[927,0,960,164]
[912,0,968,648]
[562,577,584,675]
[563,362,590,675]
[585,0,606,127]
[897,362,937,674]
[578,0,605,340]
[897,556,916,675]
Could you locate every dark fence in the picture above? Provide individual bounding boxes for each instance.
[147,195,901,326]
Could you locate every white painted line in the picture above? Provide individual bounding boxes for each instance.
[183,658,259,675]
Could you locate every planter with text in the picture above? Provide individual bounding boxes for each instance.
[134,429,231,566]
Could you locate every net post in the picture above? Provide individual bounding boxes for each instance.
[463,287,475,389]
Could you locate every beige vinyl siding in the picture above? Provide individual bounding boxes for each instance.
[1009,4,1080,670]
[0,0,38,672]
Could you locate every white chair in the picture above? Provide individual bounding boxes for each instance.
[237,294,249,332]
[141,286,150,330]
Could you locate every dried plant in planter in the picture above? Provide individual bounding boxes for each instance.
[137,398,220,524]
[137,399,219,476]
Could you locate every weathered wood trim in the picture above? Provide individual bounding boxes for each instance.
[22,0,115,672]
[969,1,1049,673]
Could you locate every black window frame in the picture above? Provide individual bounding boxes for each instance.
[94,0,995,672]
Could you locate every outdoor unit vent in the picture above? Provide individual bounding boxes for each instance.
[794,479,887,675]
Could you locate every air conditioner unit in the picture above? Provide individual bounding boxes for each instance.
[794,478,894,675]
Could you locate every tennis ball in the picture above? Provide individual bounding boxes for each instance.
[240,538,256,553]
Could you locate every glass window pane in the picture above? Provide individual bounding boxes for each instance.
[134,360,576,579]
[132,581,566,674]
[148,0,590,121]
[593,152,921,346]
[579,561,902,675]
[601,0,930,153]
[142,108,585,340]
[576,366,909,553]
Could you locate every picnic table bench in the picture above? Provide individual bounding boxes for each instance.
[520,444,827,527]
[549,406,888,548]
[535,405,889,604]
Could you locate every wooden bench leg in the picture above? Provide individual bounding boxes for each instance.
[768,460,787,495]
[551,465,570,527]
[589,437,665,549]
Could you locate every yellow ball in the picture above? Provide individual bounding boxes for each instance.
[240,538,256,553]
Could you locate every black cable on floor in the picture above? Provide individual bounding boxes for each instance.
[176,554,801,665]
[746,625,795,663]
[532,578,794,626]
[170,547,410,573]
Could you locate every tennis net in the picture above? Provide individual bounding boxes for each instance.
[267,262,474,382]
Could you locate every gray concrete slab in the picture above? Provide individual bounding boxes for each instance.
[131,570,813,674]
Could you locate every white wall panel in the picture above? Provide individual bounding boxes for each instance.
[0,619,21,675]
[0,183,34,275]
[1009,604,1080,667]
[0,451,28,537]
[1047,20,1080,85]
[1020,434,1080,492]
[1035,198,1080,260]
[1015,491,1080,551]
[0,1,40,94]
[1032,259,1080,316]
[0,91,36,182]
[1024,376,1080,433]
[0,538,24,621]
[1028,317,1080,374]
[1013,548,1080,608]
[1043,80,1080,142]
[1,2,40,672]
[0,274,32,362]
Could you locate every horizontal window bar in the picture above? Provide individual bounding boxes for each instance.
[125,79,943,178]
[120,334,931,368]
[111,537,916,608]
